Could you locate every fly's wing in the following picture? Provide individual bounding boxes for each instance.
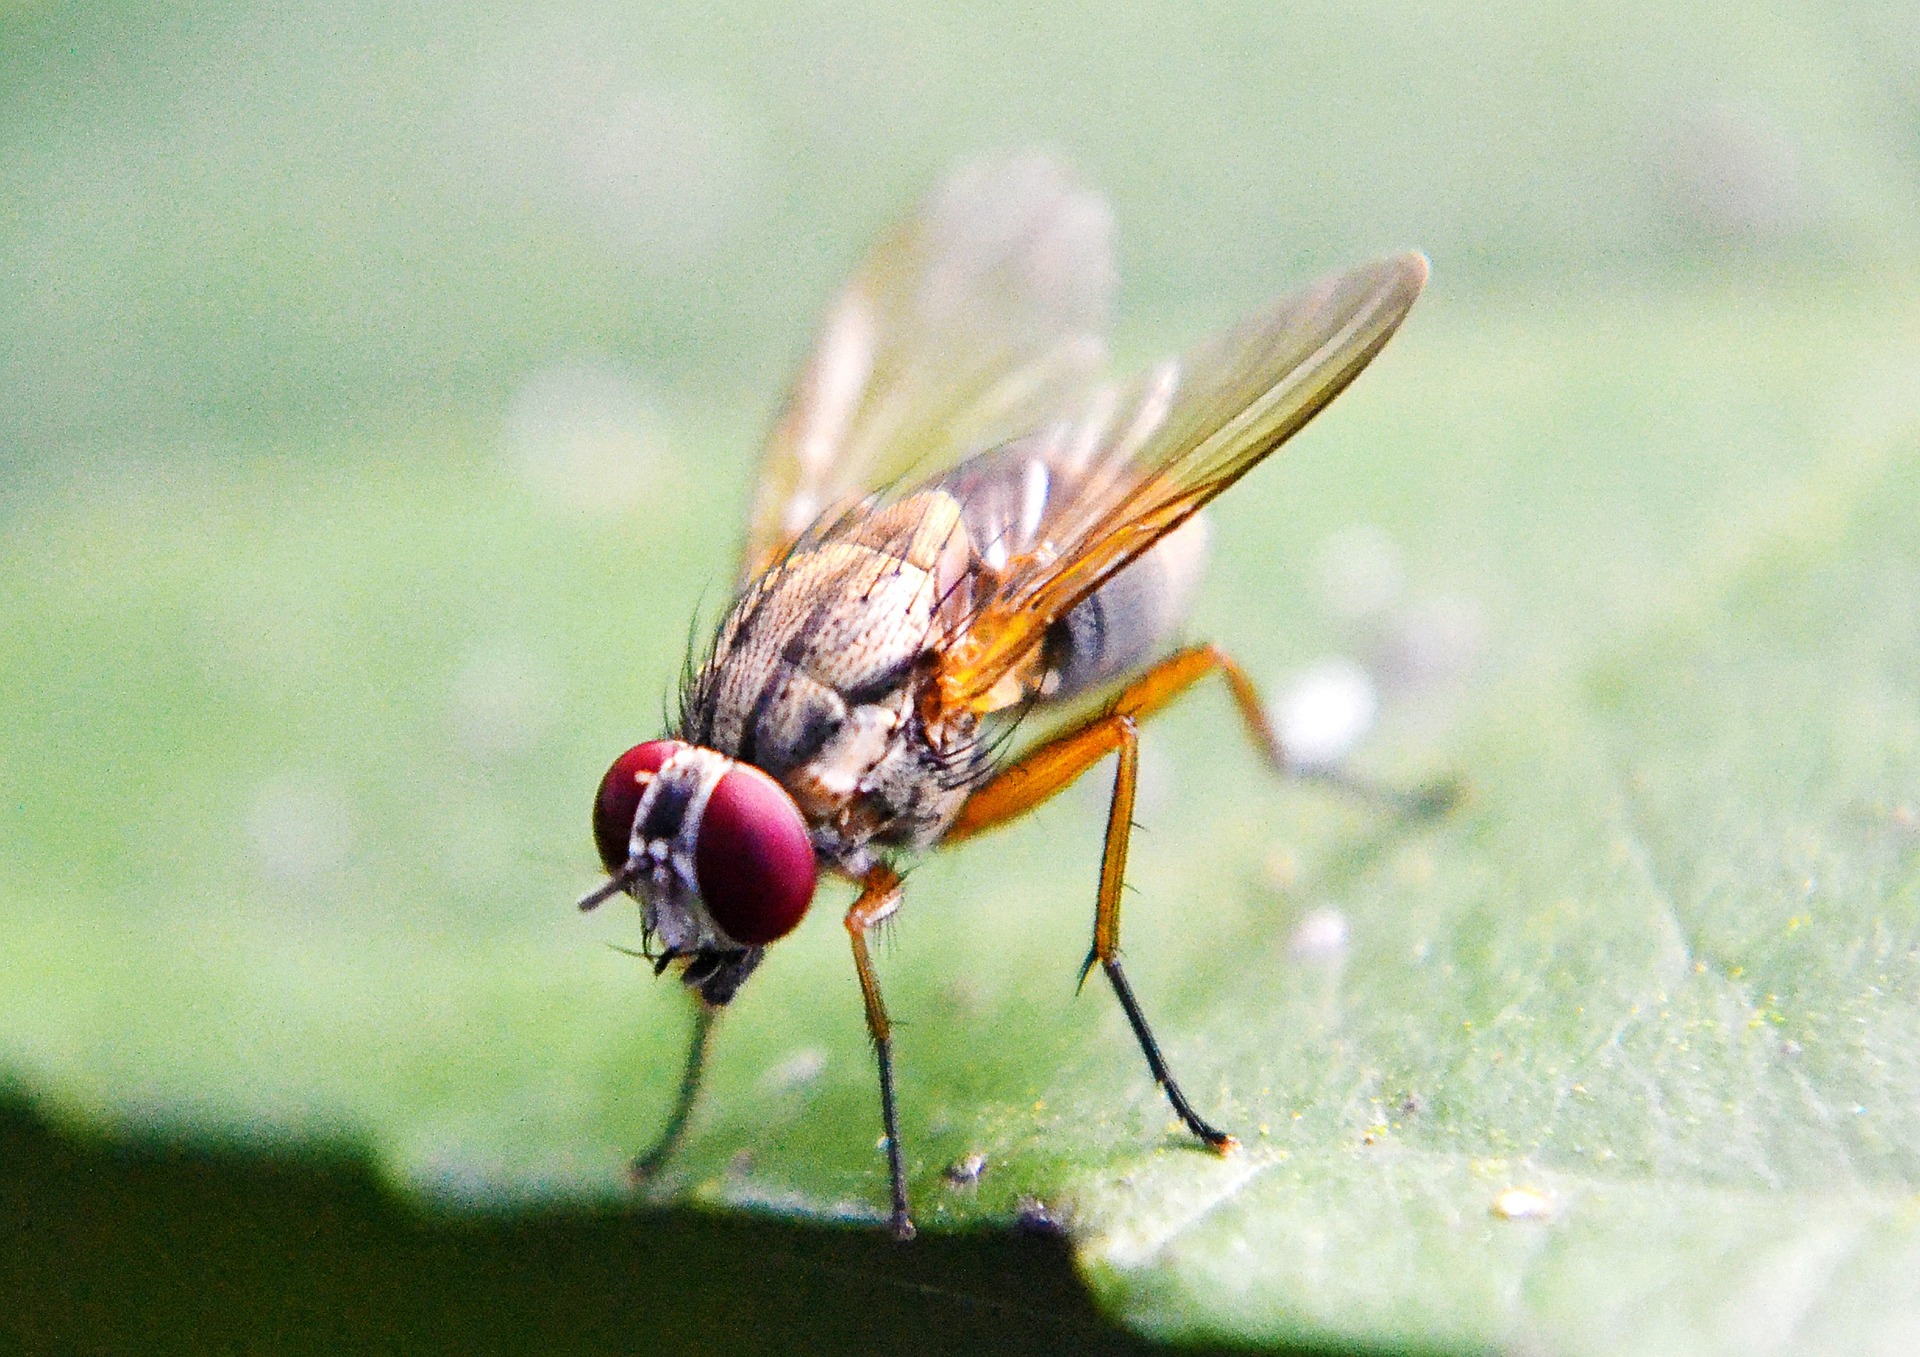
[738,155,1114,584]
[938,252,1429,710]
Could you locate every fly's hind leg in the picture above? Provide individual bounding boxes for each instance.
[944,643,1454,1152]
[945,646,1254,1151]
[952,644,1452,838]
[1200,645,1459,817]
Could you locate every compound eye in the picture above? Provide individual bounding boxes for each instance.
[694,764,818,945]
[592,740,683,873]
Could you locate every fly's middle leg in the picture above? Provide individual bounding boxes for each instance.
[844,863,916,1241]
[945,648,1254,1152]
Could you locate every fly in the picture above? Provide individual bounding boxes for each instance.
[579,155,1447,1239]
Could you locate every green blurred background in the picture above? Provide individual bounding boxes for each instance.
[7,0,1916,459]
[3,1,1919,1353]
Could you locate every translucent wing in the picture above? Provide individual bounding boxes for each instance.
[938,251,1429,710]
[739,155,1114,584]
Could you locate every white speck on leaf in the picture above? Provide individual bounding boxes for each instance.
[1290,908,1350,962]
[760,1047,828,1094]
[1492,1186,1555,1221]
[943,1152,988,1188]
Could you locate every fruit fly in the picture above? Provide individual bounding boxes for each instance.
[580,156,1434,1239]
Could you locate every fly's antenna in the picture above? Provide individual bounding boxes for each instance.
[578,861,643,912]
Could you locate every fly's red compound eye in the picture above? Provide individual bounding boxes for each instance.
[694,764,817,945]
[592,740,683,872]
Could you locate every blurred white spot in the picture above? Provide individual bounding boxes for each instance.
[761,1046,828,1094]
[1656,102,1813,241]
[1376,594,1485,692]
[565,83,754,263]
[450,643,562,754]
[1289,908,1350,962]
[1317,525,1404,621]
[504,358,666,513]
[1838,343,1920,448]
[1273,658,1377,769]
[1491,1186,1555,1221]
[466,28,757,266]
[245,772,352,883]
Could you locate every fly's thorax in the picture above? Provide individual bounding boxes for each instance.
[849,700,983,851]
[784,688,910,823]
[681,489,982,853]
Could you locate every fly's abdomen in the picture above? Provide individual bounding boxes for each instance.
[938,438,1211,706]
[1042,512,1209,701]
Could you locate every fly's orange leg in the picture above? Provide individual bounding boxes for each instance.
[629,998,721,1186]
[1087,713,1238,1150]
[946,645,1220,844]
[845,863,916,1240]
[944,643,1454,1152]
[1202,645,1460,815]
[945,646,1256,1152]
[949,643,1453,841]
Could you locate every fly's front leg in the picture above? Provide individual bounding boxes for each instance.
[845,863,916,1240]
[628,997,720,1186]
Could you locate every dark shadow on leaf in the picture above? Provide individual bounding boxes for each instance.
[0,1089,1470,1356]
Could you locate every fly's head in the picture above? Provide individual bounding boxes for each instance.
[582,740,818,1005]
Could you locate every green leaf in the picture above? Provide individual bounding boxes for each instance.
[3,282,1918,1356]
[1078,440,1920,1353]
